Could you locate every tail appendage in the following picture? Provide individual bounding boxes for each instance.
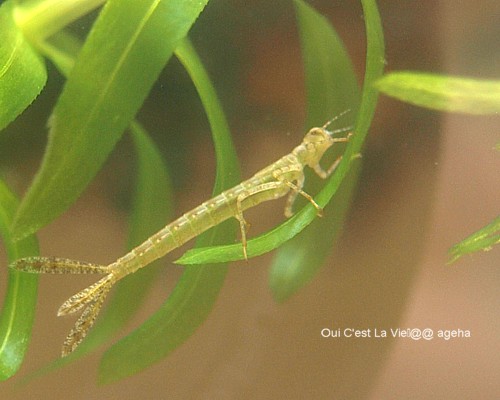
[10,257,113,356]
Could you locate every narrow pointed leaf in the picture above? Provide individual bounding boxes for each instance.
[375,72,500,114]
[12,31,173,379]
[0,0,46,132]
[448,216,500,264]
[270,165,361,302]
[176,0,385,266]
[12,0,209,239]
[29,123,173,379]
[99,38,239,384]
[269,0,361,302]
[0,179,39,380]
[294,0,360,127]
[83,121,174,349]
[41,33,174,354]
[14,0,106,42]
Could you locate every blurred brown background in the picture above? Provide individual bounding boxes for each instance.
[1,0,499,399]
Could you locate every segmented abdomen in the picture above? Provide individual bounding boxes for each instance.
[110,156,297,278]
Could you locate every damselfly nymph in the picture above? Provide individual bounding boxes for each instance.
[11,118,355,356]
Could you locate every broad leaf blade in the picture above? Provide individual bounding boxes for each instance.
[0,179,39,380]
[12,0,209,239]
[98,38,240,384]
[375,71,500,114]
[269,0,361,302]
[176,0,385,266]
[0,0,46,132]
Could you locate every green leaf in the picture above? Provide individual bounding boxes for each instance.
[0,0,46,132]
[98,37,240,384]
[356,0,385,139]
[293,0,360,127]
[268,0,361,302]
[14,0,105,42]
[270,164,361,302]
[41,32,175,355]
[83,121,174,349]
[375,71,500,114]
[176,0,385,266]
[12,0,209,239]
[35,30,83,76]
[448,216,500,264]
[0,179,39,380]
[25,122,174,378]
[10,28,175,380]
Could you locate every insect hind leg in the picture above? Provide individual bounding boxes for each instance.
[235,181,289,260]
[283,172,304,218]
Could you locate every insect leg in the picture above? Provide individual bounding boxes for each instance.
[312,155,342,179]
[236,181,289,260]
[282,172,304,218]
[273,169,322,217]
[313,132,354,179]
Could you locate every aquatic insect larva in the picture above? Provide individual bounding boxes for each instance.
[11,119,354,356]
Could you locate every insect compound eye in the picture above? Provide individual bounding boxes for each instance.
[305,127,328,143]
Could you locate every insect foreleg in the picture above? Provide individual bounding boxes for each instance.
[312,154,343,179]
[312,132,353,179]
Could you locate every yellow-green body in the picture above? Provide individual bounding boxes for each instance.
[11,123,352,356]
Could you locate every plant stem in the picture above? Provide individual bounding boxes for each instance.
[14,0,106,42]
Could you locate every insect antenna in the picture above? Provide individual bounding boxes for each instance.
[325,126,353,137]
[321,109,351,130]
